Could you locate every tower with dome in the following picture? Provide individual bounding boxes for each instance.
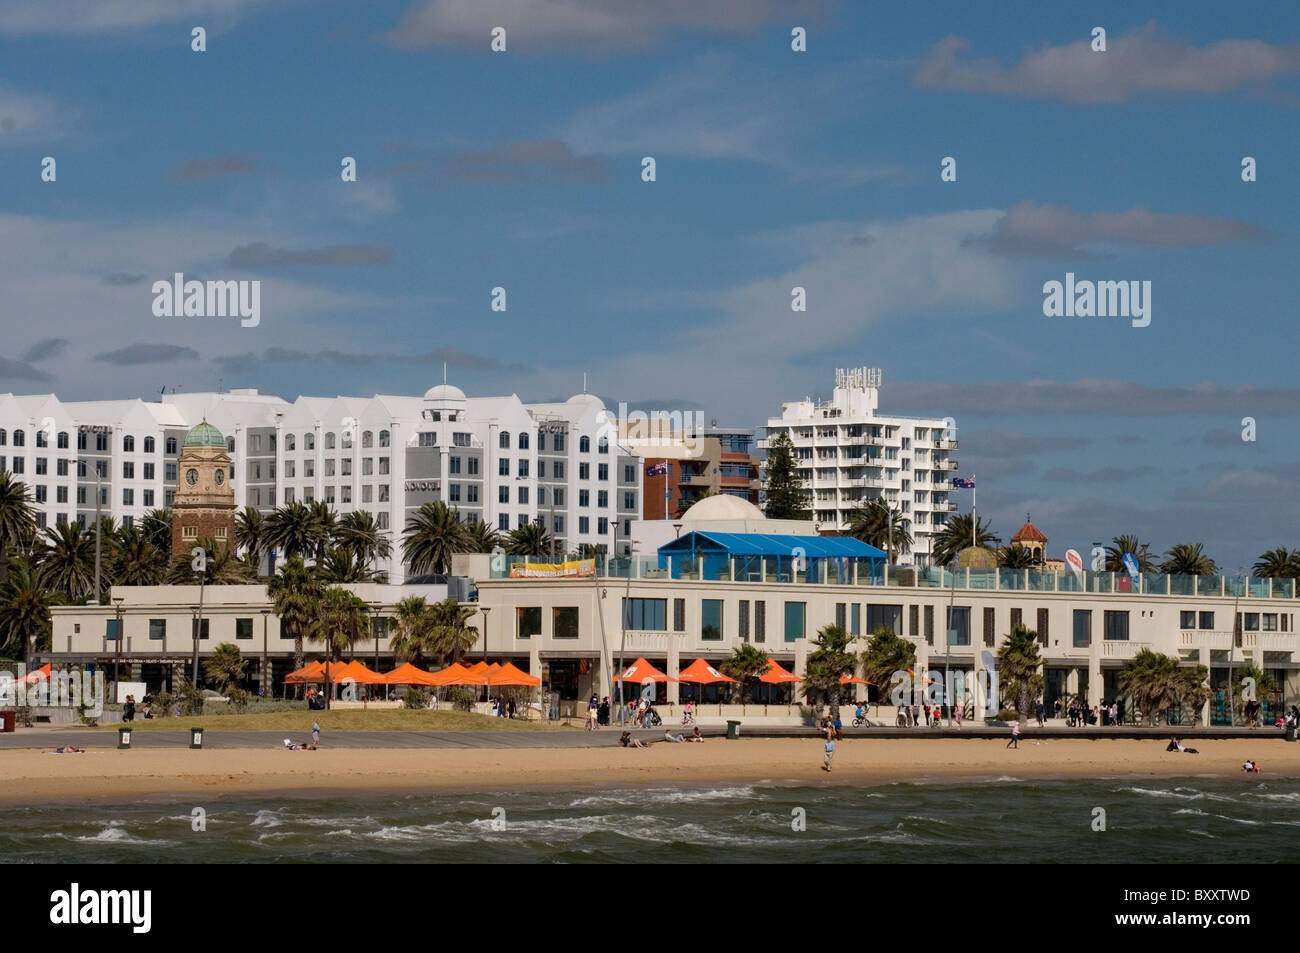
[170,420,237,556]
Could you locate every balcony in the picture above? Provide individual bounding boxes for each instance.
[1178,630,1232,650]
[931,501,957,512]
[1240,632,1295,653]
[933,459,958,471]
[1101,640,1150,660]
[932,439,958,450]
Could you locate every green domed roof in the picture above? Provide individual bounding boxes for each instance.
[184,420,226,448]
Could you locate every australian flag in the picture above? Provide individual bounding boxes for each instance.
[951,477,976,488]
[646,462,669,476]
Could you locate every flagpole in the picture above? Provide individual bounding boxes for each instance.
[971,474,976,548]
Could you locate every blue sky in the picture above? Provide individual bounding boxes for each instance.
[1,0,1298,569]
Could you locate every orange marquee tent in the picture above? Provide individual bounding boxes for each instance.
[759,660,800,684]
[330,660,387,684]
[15,663,51,684]
[427,663,472,686]
[840,674,874,685]
[384,662,441,686]
[485,662,541,687]
[676,658,737,685]
[616,657,676,684]
[284,660,328,683]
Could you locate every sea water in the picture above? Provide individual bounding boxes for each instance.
[1,777,1295,863]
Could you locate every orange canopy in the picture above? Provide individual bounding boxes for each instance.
[384,662,441,686]
[617,657,676,683]
[427,663,471,686]
[676,658,737,684]
[485,662,541,687]
[17,663,51,684]
[331,660,387,684]
[442,662,501,686]
[463,661,489,675]
[759,660,801,684]
[284,660,327,683]
[840,674,873,685]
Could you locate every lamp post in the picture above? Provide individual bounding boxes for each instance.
[945,559,955,726]
[479,606,492,703]
[191,555,206,687]
[112,597,125,702]
[371,601,382,700]
[617,542,639,718]
[260,608,270,698]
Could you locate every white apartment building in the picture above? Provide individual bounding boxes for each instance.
[0,385,642,581]
[761,367,958,565]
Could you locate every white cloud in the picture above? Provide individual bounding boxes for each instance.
[0,0,265,35]
[0,86,72,143]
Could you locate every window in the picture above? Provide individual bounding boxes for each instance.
[518,460,528,478]
[553,461,565,479]
[498,486,509,504]
[624,465,635,483]
[15,430,26,447]
[924,605,934,643]
[1199,611,1214,630]
[517,487,528,505]
[0,429,6,445]
[35,430,48,449]
[579,490,589,507]
[598,437,608,454]
[866,604,902,635]
[1263,614,1279,631]
[755,600,766,642]
[362,485,372,503]
[673,598,686,632]
[56,486,67,503]
[362,431,373,448]
[379,457,389,475]
[1103,610,1129,641]
[783,601,805,642]
[467,457,479,475]
[449,456,461,474]
[579,463,590,480]
[453,432,471,447]
[537,432,545,452]
[341,459,351,477]
[305,460,315,477]
[285,461,296,478]
[553,434,566,452]
[122,489,134,506]
[325,432,336,449]
[851,603,861,636]
[149,619,166,641]
[598,491,608,508]
[623,492,636,510]
[379,430,390,448]
[983,607,995,647]
[498,514,509,531]
[166,437,178,454]
[34,486,46,503]
[143,490,154,507]
[702,599,723,640]
[517,607,542,639]
[191,618,210,640]
[946,607,972,646]
[10,458,21,474]
[143,463,154,480]
[597,517,608,534]
[553,607,579,639]
[36,458,47,475]
[418,432,437,448]
[500,431,511,449]
[165,462,178,482]
[739,600,750,641]
[467,485,479,503]
[553,488,565,506]
[1180,611,1197,630]
[578,517,589,534]
[598,463,609,481]
[325,459,336,477]
[235,618,253,640]
[121,461,132,478]
[580,436,590,453]
[518,432,529,450]
[1243,613,1260,631]
[285,434,295,452]
[623,598,667,631]
[538,488,547,506]
[449,484,461,502]
[1036,608,1049,645]
[537,461,545,479]
[499,458,510,476]
[57,459,69,478]
[553,515,563,533]
[305,434,315,451]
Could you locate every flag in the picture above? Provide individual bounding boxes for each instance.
[645,462,668,476]
[951,477,975,488]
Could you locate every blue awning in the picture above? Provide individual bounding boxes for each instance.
[658,531,886,559]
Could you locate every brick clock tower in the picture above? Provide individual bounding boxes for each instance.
[171,421,237,555]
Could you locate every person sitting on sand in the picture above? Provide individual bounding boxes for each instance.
[282,739,317,751]
[619,731,646,749]
[1243,760,1261,773]
[664,729,685,743]
[1166,737,1198,754]
[687,726,704,743]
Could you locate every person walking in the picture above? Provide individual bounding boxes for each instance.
[312,721,320,746]
[1035,702,1045,728]
[1006,721,1020,748]
[822,723,836,772]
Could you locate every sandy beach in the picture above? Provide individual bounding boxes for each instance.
[3,737,1295,804]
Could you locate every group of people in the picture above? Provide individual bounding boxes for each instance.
[1059,698,1118,727]
[617,726,703,747]
[489,695,517,719]
[586,694,612,729]
[120,694,153,721]
[895,703,964,727]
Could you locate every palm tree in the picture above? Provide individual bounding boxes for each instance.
[140,508,173,562]
[846,498,911,564]
[931,514,999,567]
[1230,662,1277,722]
[336,509,392,572]
[801,624,859,722]
[428,598,480,664]
[235,506,267,574]
[860,624,916,698]
[319,546,378,583]
[995,623,1043,727]
[459,519,501,554]
[997,543,1037,569]
[0,471,38,588]
[308,500,338,563]
[719,644,771,705]
[0,556,57,663]
[109,526,167,586]
[267,555,323,672]
[388,596,436,667]
[38,520,97,599]
[164,539,256,585]
[1103,535,1156,573]
[1253,548,1300,579]
[1118,649,1207,726]
[203,642,248,695]
[1159,542,1218,576]
[505,521,554,557]
[313,586,370,662]
[265,501,316,560]
[402,502,466,577]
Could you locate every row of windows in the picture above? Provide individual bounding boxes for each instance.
[0,431,180,454]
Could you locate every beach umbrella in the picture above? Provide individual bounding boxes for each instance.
[15,663,51,684]
[840,674,873,685]
[677,658,737,705]
[384,662,441,686]
[758,659,800,684]
[616,657,676,683]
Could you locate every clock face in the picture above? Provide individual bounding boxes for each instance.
[214,470,225,485]
[185,468,199,486]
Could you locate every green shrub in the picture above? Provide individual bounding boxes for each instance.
[994,709,1019,721]
[173,677,206,717]
[446,687,476,712]
[226,687,251,713]
[403,687,431,709]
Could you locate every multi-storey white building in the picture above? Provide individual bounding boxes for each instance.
[761,367,958,565]
[0,385,642,580]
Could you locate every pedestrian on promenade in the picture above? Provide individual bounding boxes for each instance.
[1006,721,1020,749]
[822,723,836,772]
[312,721,320,746]
[1035,702,1045,727]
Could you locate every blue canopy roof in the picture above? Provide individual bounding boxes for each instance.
[659,531,886,559]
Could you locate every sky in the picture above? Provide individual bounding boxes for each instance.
[1,0,1298,570]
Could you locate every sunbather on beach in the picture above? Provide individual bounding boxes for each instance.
[618,731,646,748]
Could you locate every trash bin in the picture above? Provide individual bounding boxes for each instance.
[117,726,132,749]
[0,710,15,733]
[726,719,741,739]
[1287,724,1296,743]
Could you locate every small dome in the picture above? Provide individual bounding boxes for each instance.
[183,420,225,448]
[424,384,466,401]
[566,393,603,406]
[682,495,764,522]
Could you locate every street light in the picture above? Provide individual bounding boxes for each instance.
[259,608,270,699]
[112,597,125,702]
[479,606,492,704]
[370,601,383,700]
[189,604,202,689]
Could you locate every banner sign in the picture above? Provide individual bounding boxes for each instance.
[1065,549,1084,579]
[509,559,596,579]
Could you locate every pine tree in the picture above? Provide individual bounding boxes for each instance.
[762,432,811,520]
